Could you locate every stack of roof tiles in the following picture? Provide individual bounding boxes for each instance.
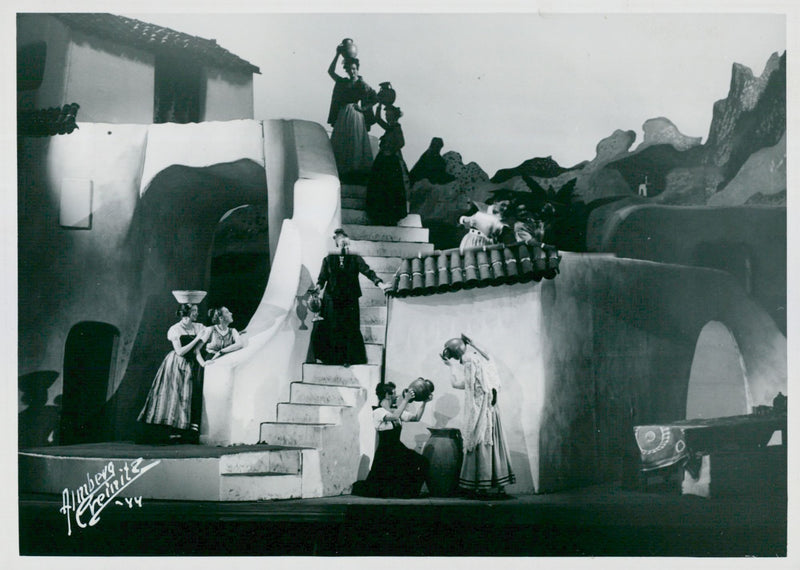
[53,13,260,74]
[390,241,561,297]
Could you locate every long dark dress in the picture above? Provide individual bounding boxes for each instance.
[138,323,201,431]
[309,253,382,365]
[351,407,429,498]
[328,75,377,178]
[366,123,410,226]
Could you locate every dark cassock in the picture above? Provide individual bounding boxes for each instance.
[309,252,384,366]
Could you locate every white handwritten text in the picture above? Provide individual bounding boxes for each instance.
[59,458,160,536]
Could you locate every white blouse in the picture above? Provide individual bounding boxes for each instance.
[372,407,413,431]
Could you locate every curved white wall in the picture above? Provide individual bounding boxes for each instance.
[203,120,342,445]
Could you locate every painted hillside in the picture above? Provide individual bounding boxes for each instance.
[410,51,786,251]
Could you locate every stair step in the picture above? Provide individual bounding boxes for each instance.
[343,224,429,243]
[259,422,330,447]
[362,256,403,273]
[398,214,423,228]
[342,208,370,225]
[348,239,434,258]
[361,324,386,344]
[290,382,361,406]
[341,184,366,199]
[220,473,303,501]
[342,197,365,210]
[219,448,303,475]
[277,403,346,424]
[360,306,387,324]
[302,363,381,387]
[365,343,383,364]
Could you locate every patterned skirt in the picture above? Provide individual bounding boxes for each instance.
[458,408,516,490]
[137,351,196,431]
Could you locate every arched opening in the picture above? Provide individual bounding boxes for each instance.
[686,321,748,419]
[61,322,120,444]
[205,204,270,331]
[106,159,269,441]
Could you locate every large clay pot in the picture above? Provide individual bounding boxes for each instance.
[422,428,463,497]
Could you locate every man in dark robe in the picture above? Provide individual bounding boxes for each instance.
[309,229,389,365]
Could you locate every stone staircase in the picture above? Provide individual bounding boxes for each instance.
[257,183,434,498]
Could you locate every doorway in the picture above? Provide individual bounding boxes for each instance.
[205,204,270,331]
[60,322,120,444]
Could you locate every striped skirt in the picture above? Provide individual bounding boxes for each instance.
[458,408,516,490]
[137,351,195,431]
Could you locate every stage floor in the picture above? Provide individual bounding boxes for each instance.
[20,482,787,556]
[18,442,788,556]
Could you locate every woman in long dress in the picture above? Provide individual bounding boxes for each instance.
[193,306,245,437]
[442,335,515,498]
[138,304,210,444]
[366,103,410,225]
[327,50,377,182]
[352,382,432,498]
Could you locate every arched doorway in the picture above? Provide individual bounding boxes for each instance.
[206,204,271,331]
[685,321,749,419]
[107,159,269,441]
[61,322,120,444]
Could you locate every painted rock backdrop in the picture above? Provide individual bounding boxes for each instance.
[409,51,786,252]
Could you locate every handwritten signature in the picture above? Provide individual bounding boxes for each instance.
[59,457,160,536]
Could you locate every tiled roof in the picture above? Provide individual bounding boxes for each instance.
[389,241,561,297]
[52,13,260,74]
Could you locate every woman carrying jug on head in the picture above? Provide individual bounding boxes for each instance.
[138,303,211,444]
[327,41,377,183]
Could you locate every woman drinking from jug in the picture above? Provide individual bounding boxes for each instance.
[441,334,515,499]
[351,382,432,498]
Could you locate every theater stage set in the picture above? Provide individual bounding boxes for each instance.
[17,88,788,560]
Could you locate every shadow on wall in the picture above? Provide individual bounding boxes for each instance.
[19,371,61,448]
[103,159,269,441]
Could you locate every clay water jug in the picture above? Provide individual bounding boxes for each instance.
[378,82,397,106]
[338,38,358,59]
[422,428,463,496]
[408,378,434,402]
